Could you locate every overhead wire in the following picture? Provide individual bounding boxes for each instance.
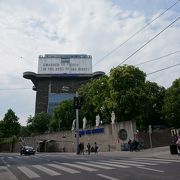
[147,63,180,75]
[119,16,180,65]
[134,50,180,66]
[93,0,180,67]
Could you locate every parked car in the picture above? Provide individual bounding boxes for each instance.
[20,146,35,155]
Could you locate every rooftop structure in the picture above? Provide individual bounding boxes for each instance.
[23,54,105,114]
[38,54,92,74]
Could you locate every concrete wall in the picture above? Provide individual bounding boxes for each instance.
[0,121,172,153]
[138,129,171,148]
[21,120,136,152]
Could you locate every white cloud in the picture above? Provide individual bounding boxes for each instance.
[0,0,179,124]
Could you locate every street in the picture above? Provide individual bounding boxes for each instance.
[0,150,180,180]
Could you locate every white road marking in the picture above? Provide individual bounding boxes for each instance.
[97,174,119,180]
[0,166,18,180]
[133,158,170,164]
[101,160,144,167]
[32,165,61,176]
[61,163,97,171]
[48,163,80,174]
[8,157,13,159]
[76,162,115,170]
[59,156,87,160]
[17,166,40,178]
[111,160,157,165]
[1,158,6,164]
[16,156,22,158]
[1,158,10,167]
[88,161,130,168]
[138,166,164,173]
[135,157,180,163]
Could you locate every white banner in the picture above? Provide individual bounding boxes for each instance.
[38,54,92,74]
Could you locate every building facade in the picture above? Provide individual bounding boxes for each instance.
[23,54,105,114]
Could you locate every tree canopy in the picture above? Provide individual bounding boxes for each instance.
[108,65,146,122]
[162,78,180,128]
[77,65,167,130]
[78,76,110,126]
[49,99,75,132]
[31,112,51,134]
[0,109,20,138]
[137,81,165,129]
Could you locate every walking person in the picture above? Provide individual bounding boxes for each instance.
[81,143,84,155]
[176,133,180,155]
[94,142,98,154]
[128,139,132,151]
[79,143,82,154]
[87,143,91,155]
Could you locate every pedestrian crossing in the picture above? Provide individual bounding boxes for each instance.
[48,163,80,174]
[17,167,40,178]
[2,157,180,179]
[87,161,130,168]
[32,165,61,176]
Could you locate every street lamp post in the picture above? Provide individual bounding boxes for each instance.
[74,91,83,155]
[75,91,80,155]
[149,125,152,149]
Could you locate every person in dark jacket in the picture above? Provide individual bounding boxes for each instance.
[94,142,98,154]
[87,143,91,155]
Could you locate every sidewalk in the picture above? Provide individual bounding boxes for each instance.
[99,146,180,160]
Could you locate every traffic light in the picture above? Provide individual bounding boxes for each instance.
[79,96,83,106]
[74,97,79,109]
[74,96,83,109]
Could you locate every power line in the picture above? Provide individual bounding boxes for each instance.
[134,50,180,66]
[93,0,180,66]
[119,16,180,65]
[147,63,180,75]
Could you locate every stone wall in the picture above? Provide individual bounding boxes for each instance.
[20,120,136,152]
[9,121,172,153]
[138,129,171,148]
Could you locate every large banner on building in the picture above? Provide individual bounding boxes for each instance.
[38,54,92,74]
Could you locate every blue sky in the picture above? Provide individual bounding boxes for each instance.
[0,0,179,125]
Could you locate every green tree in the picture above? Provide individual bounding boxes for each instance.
[0,121,6,137]
[25,115,34,136]
[78,76,110,126]
[108,65,146,123]
[50,99,75,132]
[27,115,33,125]
[19,126,31,137]
[0,109,21,138]
[138,81,165,129]
[162,78,180,128]
[32,112,50,134]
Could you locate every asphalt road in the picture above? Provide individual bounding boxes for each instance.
[0,152,180,180]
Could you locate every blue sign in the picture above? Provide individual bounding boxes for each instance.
[79,128,104,136]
